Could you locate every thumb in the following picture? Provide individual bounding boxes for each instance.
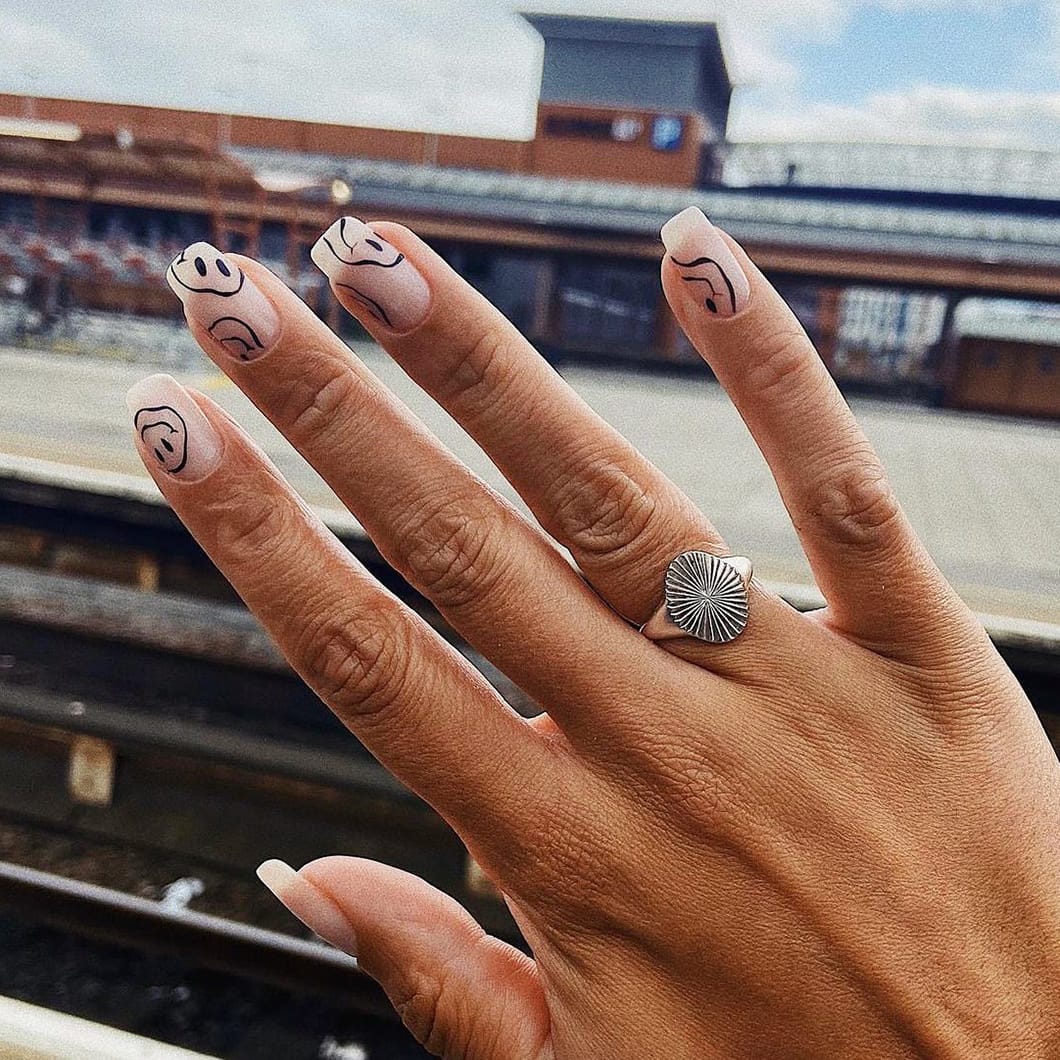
[257,857,552,1060]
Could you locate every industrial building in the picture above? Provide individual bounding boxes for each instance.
[0,14,1057,416]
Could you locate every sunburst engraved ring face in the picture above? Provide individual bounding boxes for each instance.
[664,551,750,643]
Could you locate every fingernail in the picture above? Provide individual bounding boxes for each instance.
[661,207,750,318]
[166,241,280,362]
[126,374,223,483]
[257,859,359,954]
[311,216,430,333]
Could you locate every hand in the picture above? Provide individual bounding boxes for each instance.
[130,209,1060,1059]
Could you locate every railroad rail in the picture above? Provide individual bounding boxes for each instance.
[0,860,431,1058]
[0,861,385,1011]
[0,465,1058,1055]
[0,554,519,942]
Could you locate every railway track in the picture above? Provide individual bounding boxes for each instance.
[0,860,429,1058]
[0,560,517,943]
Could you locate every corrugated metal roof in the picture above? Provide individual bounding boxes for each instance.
[724,141,1060,201]
[234,146,1060,269]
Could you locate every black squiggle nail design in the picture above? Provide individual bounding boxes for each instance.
[134,404,188,475]
[208,315,264,360]
[670,255,737,316]
[334,283,393,328]
[312,217,431,333]
[323,237,405,269]
[318,221,404,325]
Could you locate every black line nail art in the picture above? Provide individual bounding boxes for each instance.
[208,315,265,360]
[334,282,393,328]
[322,236,405,269]
[134,405,188,475]
[670,255,737,315]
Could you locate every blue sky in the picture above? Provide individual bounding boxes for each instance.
[0,1,1056,147]
[792,2,1049,100]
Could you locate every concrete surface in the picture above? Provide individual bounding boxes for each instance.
[2,345,1058,624]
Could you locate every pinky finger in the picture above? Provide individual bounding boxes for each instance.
[257,857,552,1059]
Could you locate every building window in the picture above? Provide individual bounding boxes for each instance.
[554,260,658,357]
[544,115,614,140]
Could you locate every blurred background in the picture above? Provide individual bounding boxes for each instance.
[0,2,1056,1057]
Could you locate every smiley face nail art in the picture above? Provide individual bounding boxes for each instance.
[167,245,245,297]
[660,207,750,319]
[135,404,188,474]
[166,241,280,362]
[127,374,223,483]
[311,217,431,333]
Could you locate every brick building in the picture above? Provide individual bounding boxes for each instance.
[0,14,1057,416]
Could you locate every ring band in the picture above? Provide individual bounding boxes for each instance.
[641,551,752,644]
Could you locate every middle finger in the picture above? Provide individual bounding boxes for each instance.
[166,242,681,734]
[311,219,799,669]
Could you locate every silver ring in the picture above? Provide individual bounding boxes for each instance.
[640,551,752,644]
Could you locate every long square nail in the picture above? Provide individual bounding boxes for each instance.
[257,859,359,954]
[661,207,750,318]
[126,374,222,482]
[166,242,280,361]
[311,217,430,333]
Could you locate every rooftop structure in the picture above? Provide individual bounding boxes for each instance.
[525,13,731,139]
[523,14,731,185]
[235,147,1060,277]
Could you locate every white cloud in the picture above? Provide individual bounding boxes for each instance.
[732,84,1060,148]
[0,8,99,93]
[0,0,1055,148]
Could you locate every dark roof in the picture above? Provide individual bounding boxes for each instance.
[231,147,1060,271]
[519,12,729,126]
[0,129,257,191]
[725,141,1060,200]
[521,12,726,51]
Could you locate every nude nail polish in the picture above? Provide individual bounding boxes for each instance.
[256,859,358,954]
[166,241,280,362]
[661,207,750,318]
[311,216,431,333]
[126,374,223,482]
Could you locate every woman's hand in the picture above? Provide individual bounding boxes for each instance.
[130,209,1060,1059]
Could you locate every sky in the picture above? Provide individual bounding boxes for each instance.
[0,0,1057,148]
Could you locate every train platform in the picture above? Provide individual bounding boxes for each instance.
[3,345,1059,626]
[0,995,216,1059]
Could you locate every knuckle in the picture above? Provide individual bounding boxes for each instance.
[209,490,303,569]
[742,328,819,401]
[394,491,508,611]
[281,359,359,444]
[295,607,411,723]
[805,455,903,548]
[549,452,657,560]
[394,964,464,1057]
[437,324,515,419]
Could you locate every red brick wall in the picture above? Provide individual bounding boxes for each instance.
[0,94,700,185]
